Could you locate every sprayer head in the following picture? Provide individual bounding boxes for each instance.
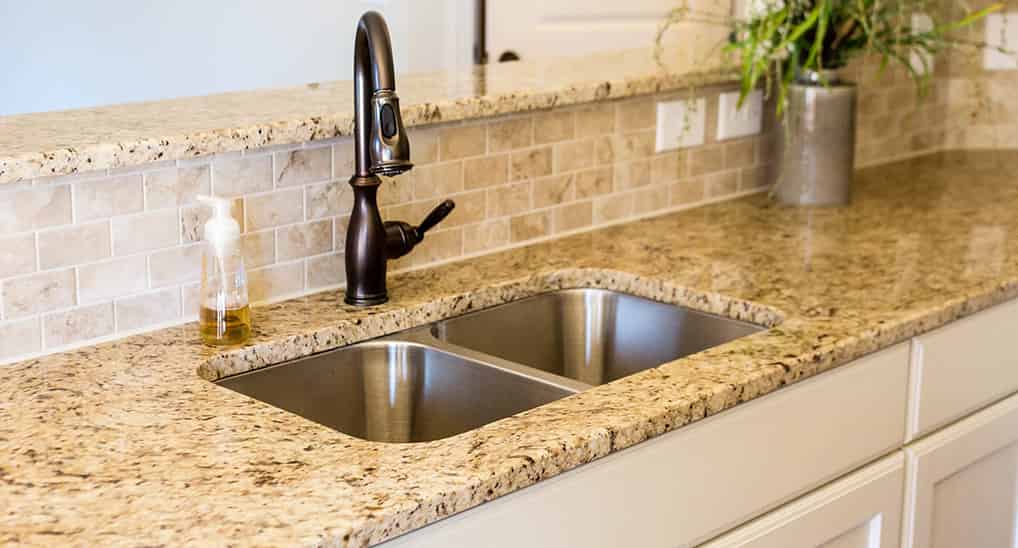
[369,90,413,176]
[196,195,241,247]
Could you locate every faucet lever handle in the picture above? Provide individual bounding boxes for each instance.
[417,200,456,234]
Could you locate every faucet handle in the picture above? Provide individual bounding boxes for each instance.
[383,199,456,260]
[417,200,456,234]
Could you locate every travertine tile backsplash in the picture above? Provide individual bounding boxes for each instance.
[0,74,955,363]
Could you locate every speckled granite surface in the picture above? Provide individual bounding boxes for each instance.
[3,150,1018,546]
[0,47,733,184]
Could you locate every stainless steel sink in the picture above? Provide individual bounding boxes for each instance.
[215,288,766,443]
[217,339,581,443]
[432,288,764,385]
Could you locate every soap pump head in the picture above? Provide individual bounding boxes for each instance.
[196,195,240,251]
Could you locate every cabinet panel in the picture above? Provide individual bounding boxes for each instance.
[383,343,909,548]
[911,299,1018,439]
[703,453,904,548]
[903,391,1018,548]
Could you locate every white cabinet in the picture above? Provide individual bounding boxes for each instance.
[902,391,1018,548]
[702,453,905,548]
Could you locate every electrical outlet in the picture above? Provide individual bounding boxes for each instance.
[985,13,1018,70]
[910,13,934,75]
[655,98,706,152]
[716,90,762,141]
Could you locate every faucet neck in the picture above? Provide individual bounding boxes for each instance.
[353,11,397,177]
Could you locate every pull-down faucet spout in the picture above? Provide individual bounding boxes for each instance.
[344,11,455,306]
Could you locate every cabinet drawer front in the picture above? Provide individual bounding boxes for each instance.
[703,453,904,548]
[383,343,909,548]
[911,299,1018,439]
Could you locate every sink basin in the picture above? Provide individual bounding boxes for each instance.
[217,340,578,443]
[432,288,764,385]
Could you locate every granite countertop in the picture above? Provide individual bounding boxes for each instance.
[3,150,1018,546]
[0,47,733,185]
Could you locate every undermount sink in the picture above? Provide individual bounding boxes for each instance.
[217,340,579,443]
[215,288,766,443]
[432,289,765,385]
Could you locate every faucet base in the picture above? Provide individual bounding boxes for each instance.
[345,293,388,307]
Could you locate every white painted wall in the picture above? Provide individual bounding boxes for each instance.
[0,0,474,116]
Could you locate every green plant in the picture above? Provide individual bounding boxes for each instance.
[656,0,1003,115]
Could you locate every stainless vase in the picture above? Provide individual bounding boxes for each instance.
[774,70,856,206]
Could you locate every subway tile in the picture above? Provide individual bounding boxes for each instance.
[688,145,725,177]
[43,303,114,348]
[307,180,354,219]
[333,136,357,177]
[181,283,200,317]
[75,175,144,221]
[412,161,464,199]
[409,128,439,165]
[2,269,76,319]
[553,140,595,173]
[534,111,575,144]
[245,188,303,231]
[78,255,148,304]
[0,318,42,360]
[38,221,111,269]
[574,104,615,137]
[594,136,615,165]
[553,201,593,233]
[0,233,37,278]
[612,132,655,161]
[594,193,635,223]
[377,175,414,207]
[574,167,614,199]
[149,244,202,288]
[463,155,508,190]
[616,99,656,131]
[411,227,463,267]
[706,171,740,198]
[213,155,273,196]
[670,178,706,205]
[248,261,305,303]
[439,124,486,160]
[614,160,651,191]
[277,219,333,261]
[334,215,350,251]
[510,211,551,242]
[0,185,72,234]
[307,252,345,289]
[633,185,669,215]
[443,190,486,228]
[241,229,276,268]
[740,166,771,191]
[509,147,553,181]
[145,164,211,209]
[650,152,684,186]
[274,146,331,187]
[724,140,757,170]
[486,182,532,218]
[114,209,180,255]
[463,219,510,254]
[534,174,575,208]
[488,116,534,152]
[116,288,182,331]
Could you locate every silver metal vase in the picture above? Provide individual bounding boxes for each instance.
[773,70,856,206]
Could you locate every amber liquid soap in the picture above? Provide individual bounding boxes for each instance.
[200,304,252,346]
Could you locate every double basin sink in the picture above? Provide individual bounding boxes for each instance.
[217,289,764,443]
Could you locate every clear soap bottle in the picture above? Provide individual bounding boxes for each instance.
[197,196,251,346]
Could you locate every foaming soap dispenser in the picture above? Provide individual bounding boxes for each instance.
[196,196,251,346]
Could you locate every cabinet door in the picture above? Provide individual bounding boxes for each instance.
[902,391,1018,548]
[702,453,904,548]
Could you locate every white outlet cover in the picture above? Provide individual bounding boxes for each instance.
[655,98,706,152]
[717,90,763,141]
[985,13,1018,70]
[910,13,935,75]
